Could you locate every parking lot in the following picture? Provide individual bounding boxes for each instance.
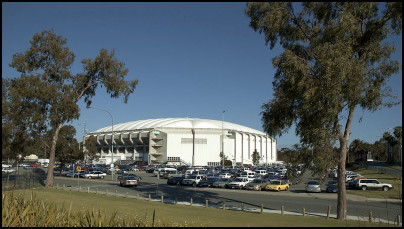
[46,169,400,223]
[2,164,401,223]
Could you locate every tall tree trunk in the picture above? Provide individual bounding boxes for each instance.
[45,123,63,188]
[336,107,355,219]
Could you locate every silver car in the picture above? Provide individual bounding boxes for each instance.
[305,180,321,193]
[245,178,271,191]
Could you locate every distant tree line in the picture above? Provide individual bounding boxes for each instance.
[278,126,402,165]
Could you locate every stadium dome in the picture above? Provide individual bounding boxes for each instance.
[85,118,277,166]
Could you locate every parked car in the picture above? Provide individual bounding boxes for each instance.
[326,180,338,193]
[2,167,16,173]
[265,180,289,191]
[83,171,106,179]
[212,178,234,188]
[197,177,219,187]
[167,176,185,185]
[305,180,321,193]
[355,179,393,191]
[218,173,232,179]
[119,175,138,187]
[245,178,271,191]
[145,167,155,173]
[346,174,362,183]
[162,170,183,179]
[347,176,366,189]
[116,168,130,174]
[226,177,250,189]
[181,175,205,186]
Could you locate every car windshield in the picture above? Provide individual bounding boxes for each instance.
[328,181,337,185]
[270,181,281,185]
[308,181,319,185]
[234,178,244,182]
[252,179,262,183]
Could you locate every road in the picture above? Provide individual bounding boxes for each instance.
[52,171,402,223]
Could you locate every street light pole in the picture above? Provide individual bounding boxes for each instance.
[88,106,114,181]
[222,110,225,169]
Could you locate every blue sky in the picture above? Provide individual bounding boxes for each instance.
[2,2,402,149]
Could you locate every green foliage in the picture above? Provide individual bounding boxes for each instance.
[3,29,138,187]
[349,126,402,163]
[55,125,81,165]
[84,135,99,162]
[246,2,401,219]
[2,192,178,227]
[252,149,261,166]
[246,2,401,144]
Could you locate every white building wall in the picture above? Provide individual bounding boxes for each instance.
[166,132,192,165]
[223,137,234,164]
[235,133,243,165]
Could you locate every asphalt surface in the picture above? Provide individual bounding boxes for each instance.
[46,170,402,225]
[3,167,401,225]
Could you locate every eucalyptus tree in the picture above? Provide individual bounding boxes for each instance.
[246,2,401,219]
[5,30,138,187]
[54,125,81,170]
[393,126,402,165]
[83,135,99,163]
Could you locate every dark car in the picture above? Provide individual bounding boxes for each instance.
[167,176,184,185]
[326,180,338,193]
[32,168,45,174]
[145,167,155,173]
[197,177,219,187]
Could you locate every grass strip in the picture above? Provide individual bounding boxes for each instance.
[3,188,398,227]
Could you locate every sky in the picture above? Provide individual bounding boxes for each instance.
[2,2,402,150]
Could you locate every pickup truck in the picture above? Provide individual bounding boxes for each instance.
[83,171,106,179]
[226,177,250,189]
[181,175,205,186]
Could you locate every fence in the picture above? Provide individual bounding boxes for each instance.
[53,183,401,226]
[2,170,46,191]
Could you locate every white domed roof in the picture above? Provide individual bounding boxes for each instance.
[92,118,267,136]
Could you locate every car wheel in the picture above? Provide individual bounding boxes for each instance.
[383,186,389,191]
[88,176,92,179]
[361,185,367,190]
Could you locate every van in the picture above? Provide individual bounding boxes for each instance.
[240,171,255,178]
[255,170,267,176]
[153,167,177,176]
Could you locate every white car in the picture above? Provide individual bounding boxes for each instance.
[356,179,393,191]
[181,175,205,186]
[2,167,16,173]
[83,171,106,179]
[219,173,232,179]
[226,177,250,189]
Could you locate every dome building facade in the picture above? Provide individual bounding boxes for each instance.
[84,118,277,166]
